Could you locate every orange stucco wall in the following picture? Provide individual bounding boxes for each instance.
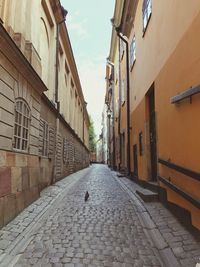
[126,0,200,228]
[130,99,150,180]
[155,10,200,228]
[129,0,200,112]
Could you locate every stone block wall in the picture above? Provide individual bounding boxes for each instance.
[0,27,89,229]
[0,152,40,227]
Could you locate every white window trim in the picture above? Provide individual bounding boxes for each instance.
[13,98,31,152]
[143,0,152,33]
[130,36,136,69]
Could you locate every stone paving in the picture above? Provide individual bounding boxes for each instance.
[13,165,161,267]
[116,174,200,267]
[0,168,91,266]
[0,164,199,267]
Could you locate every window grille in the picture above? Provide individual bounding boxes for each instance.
[13,99,30,152]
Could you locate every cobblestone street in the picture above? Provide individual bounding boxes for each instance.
[0,165,200,267]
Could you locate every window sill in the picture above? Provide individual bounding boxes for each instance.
[39,155,50,160]
[12,148,29,154]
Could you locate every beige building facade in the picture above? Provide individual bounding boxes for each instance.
[0,0,89,228]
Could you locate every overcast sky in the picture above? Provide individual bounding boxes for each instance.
[61,0,115,137]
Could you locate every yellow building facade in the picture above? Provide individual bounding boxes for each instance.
[0,0,89,228]
[108,0,200,229]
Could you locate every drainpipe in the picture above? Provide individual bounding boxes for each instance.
[82,106,85,144]
[51,7,68,185]
[118,37,122,170]
[107,111,111,167]
[55,7,68,112]
[116,30,131,176]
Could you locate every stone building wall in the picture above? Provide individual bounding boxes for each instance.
[0,14,89,229]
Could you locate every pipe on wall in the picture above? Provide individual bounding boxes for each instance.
[116,31,131,176]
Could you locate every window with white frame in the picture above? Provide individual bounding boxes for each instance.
[120,39,125,60]
[121,79,125,105]
[13,99,30,151]
[130,36,136,67]
[143,0,152,31]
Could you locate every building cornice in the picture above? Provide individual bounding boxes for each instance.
[0,23,47,94]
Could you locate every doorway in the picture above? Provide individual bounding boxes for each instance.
[148,86,157,181]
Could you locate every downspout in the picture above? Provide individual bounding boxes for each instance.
[107,61,115,169]
[118,37,121,170]
[55,23,60,111]
[116,31,131,176]
[55,20,66,111]
[82,107,84,144]
[52,7,68,185]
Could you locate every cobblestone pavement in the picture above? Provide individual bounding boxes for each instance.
[13,165,162,267]
[0,165,199,267]
[116,174,200,267]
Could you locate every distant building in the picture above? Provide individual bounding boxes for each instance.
[96,132,104,163]
[101,105,108,164]
[0,0,89,228]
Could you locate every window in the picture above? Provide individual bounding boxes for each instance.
[39,119,49,157]
[143,0,152,32]
[130,36,136,68]
[13,99,30,151]
[121,80,125,105]
[120,39,125,60]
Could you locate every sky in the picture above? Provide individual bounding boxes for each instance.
[61,0,115,138]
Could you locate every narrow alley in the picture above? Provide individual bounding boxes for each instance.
[1,0,200,266]
[0,165,199,267]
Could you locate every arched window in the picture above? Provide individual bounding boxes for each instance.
[13,99,30,151]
